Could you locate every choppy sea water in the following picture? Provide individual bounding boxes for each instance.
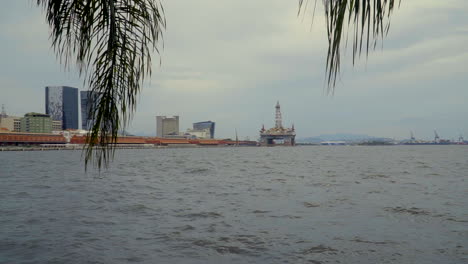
[0,146,467,264]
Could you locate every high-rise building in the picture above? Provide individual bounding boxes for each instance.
[80,90,99,131]
[45,86,79,130]
[193,121,215,139]
[156,116,179,137]
[20,112,53,133]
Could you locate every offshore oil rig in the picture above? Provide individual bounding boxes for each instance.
[259,101,296,146]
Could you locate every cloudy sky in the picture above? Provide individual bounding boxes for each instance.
[1,1,467,140]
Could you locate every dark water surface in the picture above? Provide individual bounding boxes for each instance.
[1,146,467,263]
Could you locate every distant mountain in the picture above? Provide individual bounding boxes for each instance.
[297,133,391,143]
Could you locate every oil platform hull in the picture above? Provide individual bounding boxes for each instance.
[259,134,295,146]
[259,101,295,146]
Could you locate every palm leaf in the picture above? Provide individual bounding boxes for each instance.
[299,0,401,92]
[36,0,399,168]
[36,0,165,169]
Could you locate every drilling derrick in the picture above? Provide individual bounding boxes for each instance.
[275,101,282,129]
[0,104,6,118]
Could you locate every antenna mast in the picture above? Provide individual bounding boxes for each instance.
[434,130,440,143]
[1,104,6,117]
[410,131,415,141]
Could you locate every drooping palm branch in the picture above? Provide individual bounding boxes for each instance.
[299,0,400,91]
[36,0,165,169]
[36,0,399,169]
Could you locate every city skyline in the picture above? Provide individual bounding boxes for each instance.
[1,1,467,140]
[2,97,464,141]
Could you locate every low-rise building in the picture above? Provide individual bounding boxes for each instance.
[20,112,53,133]
[13,118,21,132]
[0,116,22,132]
[52,120,62,131]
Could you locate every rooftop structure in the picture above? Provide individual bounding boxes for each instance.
[259,101,296,146]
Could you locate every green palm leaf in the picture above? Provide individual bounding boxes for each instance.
[36,0,165,169]
[36,0,400,169]
[299,0,400,92]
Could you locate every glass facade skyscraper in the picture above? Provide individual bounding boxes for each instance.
[193,121,215,139]
[80,90,99,131]
[45,86,79,130]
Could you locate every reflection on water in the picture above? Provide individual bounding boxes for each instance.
[0,146,467,263]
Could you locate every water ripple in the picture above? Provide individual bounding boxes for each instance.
[0,146,467,263]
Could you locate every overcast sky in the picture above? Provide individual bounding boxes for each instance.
[1,1,467,140]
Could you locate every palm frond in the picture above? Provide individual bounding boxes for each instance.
[36,0,165,169]
[299,0,400,92]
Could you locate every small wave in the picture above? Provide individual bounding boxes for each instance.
[117,256,144,262]
[214,245,251,255]
[192,239,214,247]
[350,237,397,245]
[303,202,320,208]
[175,225,196,231]
[273,178,286,182]
[13,192,30,198]
[184,168,210,174]
[178,211,223,219]
[25,218,42,224]
[362,174,389,179]
[384,206,431,216]
[81,219,116,226]
[446,218,468,223]
[117,204,153,214]
[190,238,254,256]
[417,165,432,168]
[252,210,270,214]
[270,215,302,219]
[300,245,338,255]
[28,184,51,189]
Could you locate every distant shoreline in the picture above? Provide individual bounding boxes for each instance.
[2,144,466,152]
[0,144,260,152]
